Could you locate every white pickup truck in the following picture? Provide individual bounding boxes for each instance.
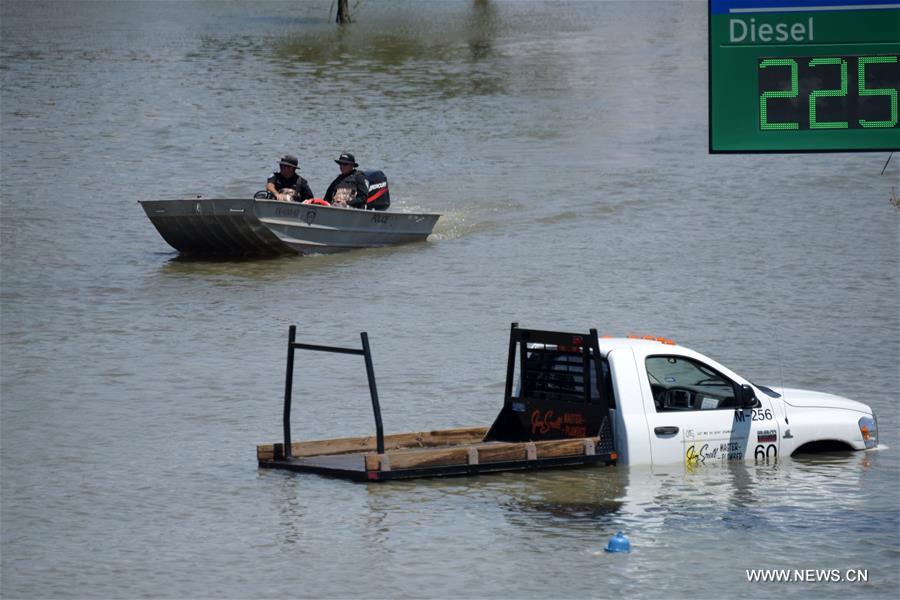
[259,324,880,481]
[487,326,879,466]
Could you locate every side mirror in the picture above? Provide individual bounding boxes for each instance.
[738,384,757,408]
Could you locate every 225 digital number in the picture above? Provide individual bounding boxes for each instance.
[759,55,899,130]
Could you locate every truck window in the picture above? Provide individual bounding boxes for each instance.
[645,355,737,412]
[523,347,615,408]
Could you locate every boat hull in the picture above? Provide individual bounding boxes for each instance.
[139,198,440,256]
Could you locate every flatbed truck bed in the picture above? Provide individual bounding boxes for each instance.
[258,426,616,481]
[257,324,616,482]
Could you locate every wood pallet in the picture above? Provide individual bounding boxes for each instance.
[257,426,617,481]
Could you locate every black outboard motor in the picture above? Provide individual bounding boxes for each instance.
[362,169,390,211]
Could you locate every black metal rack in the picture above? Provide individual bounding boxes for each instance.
[282,325,384,457]
[486,322,613,444]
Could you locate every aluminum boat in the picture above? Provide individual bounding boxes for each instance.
[139,197,440,256]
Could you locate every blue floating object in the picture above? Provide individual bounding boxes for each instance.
[605,531,631,553]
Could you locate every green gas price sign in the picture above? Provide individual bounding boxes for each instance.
[709,0,900,152]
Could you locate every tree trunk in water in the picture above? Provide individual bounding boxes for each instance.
[336,0,350,24]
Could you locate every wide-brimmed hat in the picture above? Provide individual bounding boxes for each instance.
[279,155,299,169]
[335,152,358,167]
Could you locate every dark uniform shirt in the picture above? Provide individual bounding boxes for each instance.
[267,171,314,201]
[323,169,368,208]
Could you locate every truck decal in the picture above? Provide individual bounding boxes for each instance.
[685,440,746,464]
[684,433,745,464]
[686,444,708,465]
[757,429,778,443]
[530,410,587,437]
[684,428,732,439]
[734,408,773,423]
[754,444,778,461]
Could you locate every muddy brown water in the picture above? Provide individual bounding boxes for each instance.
[2,1,898,598]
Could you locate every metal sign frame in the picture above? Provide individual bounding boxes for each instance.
[709,0,900,153]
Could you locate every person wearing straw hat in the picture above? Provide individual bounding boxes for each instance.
[323,152,368,208]
[266,154,314,202]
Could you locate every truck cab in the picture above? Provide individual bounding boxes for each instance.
[491,325,879,467]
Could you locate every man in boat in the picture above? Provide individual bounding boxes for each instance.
[323,152,368,208]
[266,155,314,202]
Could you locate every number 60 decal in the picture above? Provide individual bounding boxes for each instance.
[755,444,778,461]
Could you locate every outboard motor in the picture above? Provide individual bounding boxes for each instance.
[362,169,390,211]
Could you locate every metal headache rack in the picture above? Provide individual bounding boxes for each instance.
[279,325,385,458]
[257,323,616,481]
[485,324,614,451]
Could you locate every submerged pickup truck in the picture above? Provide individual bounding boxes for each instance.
[259,324,879,481]
[491,326,879,466]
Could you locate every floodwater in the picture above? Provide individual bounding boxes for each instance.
[1,1,898,598]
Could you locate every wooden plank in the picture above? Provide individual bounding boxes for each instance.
[382,446,471,470]
[534,438,591,459]
[416,427,489,447]
[364,453,380,471]
[371,437,596,471]
[291,434,410,457]
[364,453,393,472]
[288,426,488,458]
[257,444,275,462]
[476,442,528,463]
[297,453,367,471]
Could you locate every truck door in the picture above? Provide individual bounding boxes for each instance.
[640,354,781,466]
